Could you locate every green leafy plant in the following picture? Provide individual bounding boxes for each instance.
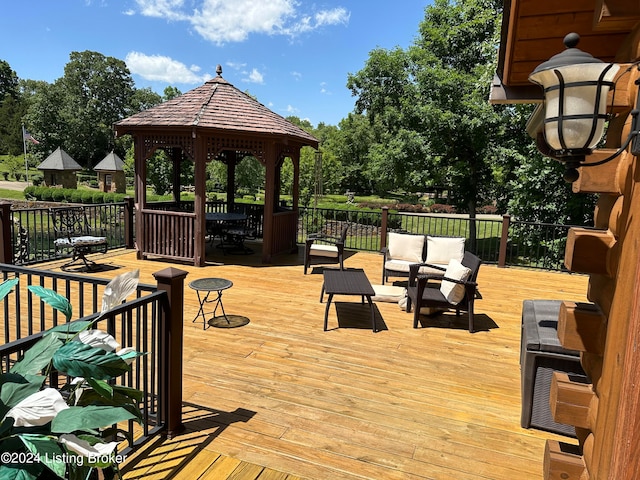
[0,270,142,480]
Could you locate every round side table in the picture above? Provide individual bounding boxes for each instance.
[189,278,249,329]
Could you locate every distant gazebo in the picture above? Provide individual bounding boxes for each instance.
[95,152,126,193]
[37,147,82,189]
[114,66,319,266]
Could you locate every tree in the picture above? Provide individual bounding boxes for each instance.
[0,61,24,155]
[0,60,19,100]
[23,51,137,168]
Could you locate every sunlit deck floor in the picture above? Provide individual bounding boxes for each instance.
[38,241,589,480]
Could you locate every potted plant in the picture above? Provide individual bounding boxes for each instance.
[0,270,143,479]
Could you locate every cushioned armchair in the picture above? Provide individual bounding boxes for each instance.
[303,223,349,274]
[381,233,465,284]
[405,251,482,332]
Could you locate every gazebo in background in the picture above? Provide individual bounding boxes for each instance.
[114,66,319,266]
[37,147,82,189]
[94,151,126,193]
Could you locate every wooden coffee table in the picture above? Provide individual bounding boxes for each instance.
[321,269,377,332]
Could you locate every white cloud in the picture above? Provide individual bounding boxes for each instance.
[242,68,264,84]
[125,51,211,84]
[291,71,302,81]
[133,0,350,45]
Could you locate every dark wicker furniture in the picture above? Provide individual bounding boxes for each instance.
[321,268,377,332]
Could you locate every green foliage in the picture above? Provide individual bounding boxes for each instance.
[0,271,142,479]
[22,186,127,204]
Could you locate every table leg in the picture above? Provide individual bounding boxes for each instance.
[324,293,334,331]
[366,295,376,332]
[320,283,325,303]
[193,290,212,329]
[212,290,230,325]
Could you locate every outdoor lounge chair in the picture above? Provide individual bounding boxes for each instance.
[50,206,108,271]
[303,223,349,274]
[405,251,481,332]
[381,233,465,284]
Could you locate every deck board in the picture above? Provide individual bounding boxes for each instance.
[33,243,589,479]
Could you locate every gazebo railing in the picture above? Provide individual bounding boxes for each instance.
[139,209,196,261]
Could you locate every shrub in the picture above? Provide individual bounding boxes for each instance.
[81,191,95,204]
[51,189,66,202]
[92,192,106,204]
[428,204,457,214]
[40,188,54,201]
[31,173,44,186]
[477,204,498,215]
[70,190,85,204]
[396,203,428,213]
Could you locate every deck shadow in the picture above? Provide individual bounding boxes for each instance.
[120,402,256,479]
[331,301,387,331]
[414,312,498,332]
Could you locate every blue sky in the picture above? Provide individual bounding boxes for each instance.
[2,0,429,127]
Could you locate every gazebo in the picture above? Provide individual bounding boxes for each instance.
[37,147,82,189]
[114,66,319,266]
[94,151,126,193]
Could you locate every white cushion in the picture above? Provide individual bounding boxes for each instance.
[371,285,406,303]
[387,233,425,263]
[384,260,445,276]
[426,236,465,264]
[440,259,471,304]
[310,244,339,258]
[55,236,107,247]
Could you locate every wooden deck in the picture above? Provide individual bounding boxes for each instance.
[39,243,589,480]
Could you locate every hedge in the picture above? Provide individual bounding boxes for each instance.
[24,186,128,204]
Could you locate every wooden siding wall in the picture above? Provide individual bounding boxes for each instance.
[543,33,640,480]
[140,209,196,262]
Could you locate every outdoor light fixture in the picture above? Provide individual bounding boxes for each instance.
[529,32,640,183]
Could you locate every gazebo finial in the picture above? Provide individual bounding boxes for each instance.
[216,64,222,77]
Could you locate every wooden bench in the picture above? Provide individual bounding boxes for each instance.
[50,206,108,271]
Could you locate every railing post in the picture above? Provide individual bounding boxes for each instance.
[124,196,134,249]
[0,202,13,264]
[498,214,511,268]
[380,207,389,251]
[153,267,188,439]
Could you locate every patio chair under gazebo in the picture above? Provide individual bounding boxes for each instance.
[114,66,319,266]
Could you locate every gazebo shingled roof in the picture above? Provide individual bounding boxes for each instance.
[114,67,319,266]
[115,74,318,145]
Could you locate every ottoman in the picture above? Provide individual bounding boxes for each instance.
[520,299,588,437]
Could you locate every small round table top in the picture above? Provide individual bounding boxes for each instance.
[189,277,233,292]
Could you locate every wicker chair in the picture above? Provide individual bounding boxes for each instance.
[405,251,482,332]
[303,223,349,274]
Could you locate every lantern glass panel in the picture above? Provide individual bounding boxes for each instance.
[530,63,619,152]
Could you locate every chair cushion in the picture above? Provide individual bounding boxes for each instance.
[385,260,446,276]
[310,244,339,258]
[440,259,471,304]
[387,233,425,262]
[426,236,465,264]
[55,236,107,247]
[371,285,406,302]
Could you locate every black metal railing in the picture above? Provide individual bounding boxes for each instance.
[0,263,178,456]
[2,200,589,271]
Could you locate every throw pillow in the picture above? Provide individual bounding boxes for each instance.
[388,232,425,263]
[440,259,472,304]
[426,236,465,264]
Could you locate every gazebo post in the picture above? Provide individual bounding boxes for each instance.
[226,151,237,213]
[262,143,277,263]
[292,150,300,214]
[134,135,146,260]
[194,135,207,266]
